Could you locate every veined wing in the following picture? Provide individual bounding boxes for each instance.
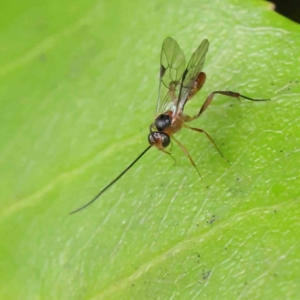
[175,39,209,117]
[156,37,186,115]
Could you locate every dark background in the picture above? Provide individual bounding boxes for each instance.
[270,0,300,23]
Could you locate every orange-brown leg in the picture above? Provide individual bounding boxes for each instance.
[188,91,269,121]
[172,135,202,178]
[183,123,228,162]
[162,149,176,166]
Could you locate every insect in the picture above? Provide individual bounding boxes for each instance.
[70,37,269,214]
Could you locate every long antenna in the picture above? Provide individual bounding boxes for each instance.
[70,145,152,215]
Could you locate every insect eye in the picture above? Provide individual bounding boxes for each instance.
[155,114,171,131]
[148,132,170,148]
[161,133,170,148]
[148,132,160,145]
[148,133,156,145]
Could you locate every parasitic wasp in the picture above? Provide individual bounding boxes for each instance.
[70,37,269,214]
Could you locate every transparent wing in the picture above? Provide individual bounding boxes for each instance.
[175,39,209,116]
[156,37,186,115]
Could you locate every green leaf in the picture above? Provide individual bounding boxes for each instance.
[1,0,300,299]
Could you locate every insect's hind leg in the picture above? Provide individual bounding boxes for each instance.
[187,91,269,121]
[183,123,228,162]
[172,135,202,178]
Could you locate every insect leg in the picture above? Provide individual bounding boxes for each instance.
[172,135,202,178]
[183,123,228,162]
[150,123,156,132]
[161,149,176,166]
[189,91,269,120]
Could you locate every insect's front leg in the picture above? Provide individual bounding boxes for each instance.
[172,135,202,178]
[161,149,176,166]
[149,123,156,132]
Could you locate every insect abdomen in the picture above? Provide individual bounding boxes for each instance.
[188,72,206,100]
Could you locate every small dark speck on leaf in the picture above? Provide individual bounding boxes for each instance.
[209,218,216,224]
[132,284,134,287]
[202,270,211,280]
